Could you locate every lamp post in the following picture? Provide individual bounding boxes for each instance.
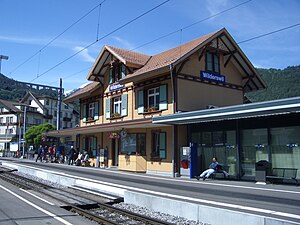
[0,55,9,74]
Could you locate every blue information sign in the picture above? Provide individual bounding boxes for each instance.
[109,83,125,92]
[200,71,225,84]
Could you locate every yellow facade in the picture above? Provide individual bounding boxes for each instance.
[65,29,264,176]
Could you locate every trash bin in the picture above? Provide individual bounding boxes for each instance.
[255,160,270,183]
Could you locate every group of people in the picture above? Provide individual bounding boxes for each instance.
[35,145,90,166]
[67,146,89,166]
[35,144,61,163]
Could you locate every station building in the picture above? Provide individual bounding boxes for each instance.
[48,27,298,179]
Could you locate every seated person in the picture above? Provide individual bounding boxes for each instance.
[81,152,90,166]
[196,157,228,181]
[75,152,83,166]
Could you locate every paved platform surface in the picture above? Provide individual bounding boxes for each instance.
[1,157,300,224]
[0,176,97,225]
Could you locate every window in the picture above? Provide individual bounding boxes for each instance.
[35,119,42,125]
[54,111,57,117]
[82,136,97,157]
[151,131,166,159]
[9,117,13,123]
[64,104,68,109]
[121,133,146,156]
[109,64,126,84]
[137,84,168,114]
[105,94,128,119]
[82,101,99,122]
[46,99,49,105]
[113,96,122,116]
[206,52,220,73]
[147,87,160,110]
[88,103,95,118]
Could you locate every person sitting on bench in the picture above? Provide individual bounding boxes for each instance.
[196,157,228,181]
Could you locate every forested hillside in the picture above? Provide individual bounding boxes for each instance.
[1,66,300,103]
[246,65,300,102]
[0,73,58,101]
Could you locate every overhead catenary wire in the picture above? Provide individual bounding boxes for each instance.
[30,0,171,82]
[131,0,253,51]
[237,22,300,44]
[9,0,106,75]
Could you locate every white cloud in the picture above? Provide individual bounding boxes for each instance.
[205,0,228,15]
[73,46,95,63]
[111,36,135,50]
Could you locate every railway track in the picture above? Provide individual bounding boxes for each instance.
[0,166,173,225]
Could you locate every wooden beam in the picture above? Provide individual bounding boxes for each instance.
[224,54,232,68]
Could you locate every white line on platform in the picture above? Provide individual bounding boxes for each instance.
[19,188,55,205]
[0,184,73,225]
[4,162,300,222]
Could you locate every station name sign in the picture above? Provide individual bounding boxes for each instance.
[200,71,225,84]
[109,83,125,92]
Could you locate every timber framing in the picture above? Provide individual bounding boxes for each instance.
[177,73,243,90]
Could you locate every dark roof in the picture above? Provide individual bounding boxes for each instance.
[0,99,23,113]
[152,97,300,125]
[64,82,100,103]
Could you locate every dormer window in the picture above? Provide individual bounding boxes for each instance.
[206,52,220,74]
[109,63,126,84]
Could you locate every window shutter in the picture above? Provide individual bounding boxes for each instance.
[159,132,166,159]
[82,104,87,122]
[159,84,168,111]
[121,64,126,79]
[92,137,97,156]
[121,94,128,117]
[137,90,144,114]
[94,101,99,120]
[105,98,111,119]
[109,68,113,84]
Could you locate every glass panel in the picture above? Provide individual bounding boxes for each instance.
[225,130,237,176]
[121,134,137,155]
[137,134,146,156]
[270,126,300,178]
[206,52,213,71]
[241,128,268,178]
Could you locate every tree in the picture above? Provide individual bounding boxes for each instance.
[24,123,56,146]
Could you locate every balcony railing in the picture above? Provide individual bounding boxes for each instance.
[63,117,72,122]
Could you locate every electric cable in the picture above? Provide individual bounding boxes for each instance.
[9,0,106,75]
[30,0,171,82]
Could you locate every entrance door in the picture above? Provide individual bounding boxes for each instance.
[112,139,119,166]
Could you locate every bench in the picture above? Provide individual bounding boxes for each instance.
[266,168,298,186]
[212,165,229,179]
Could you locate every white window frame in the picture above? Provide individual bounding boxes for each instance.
[147,87,160,109]
[113,96,122,115]
[88,102,95,118]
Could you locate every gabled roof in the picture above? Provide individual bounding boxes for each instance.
[106,46,151,67]
[0,99,23,113]
[64,82,101,103]
[20,91,44,110]
[86,28,266,94]
[126,31,217,78]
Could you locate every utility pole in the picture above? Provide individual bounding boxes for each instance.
[22,106,27,157]
[57,78,63,130]
[0,54,9,74]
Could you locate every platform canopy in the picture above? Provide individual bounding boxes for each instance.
[152,97,300,125]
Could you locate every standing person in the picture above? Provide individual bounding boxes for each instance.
[35,145,43,162]
[42,145,48,162]
[68,146,75,165]
[196,157,228,181]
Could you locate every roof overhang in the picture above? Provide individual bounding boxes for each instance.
[46,118,170,137]
[153,97,300,125]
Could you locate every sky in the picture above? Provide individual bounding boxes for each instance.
[1,0,299,92]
